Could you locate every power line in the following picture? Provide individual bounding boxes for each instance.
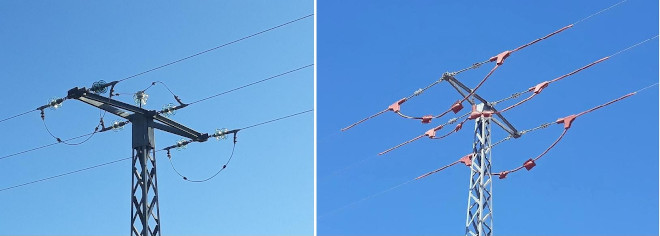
[572,0,628,25]
[168,141,237,183]
[0,132,97,161]
[0,156,131,192]
[117,14,313,83]
[0,109,312,192]
[188,64,313,105]
[0,109,37,125]
[239,109,312,130]
[0,65,312,161]
[0,14,313,127]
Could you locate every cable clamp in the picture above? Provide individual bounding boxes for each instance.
[497,171,509,179]
[424,125,444,138]
[450,101,464,114]
[529,81,550,94]
[556,115,577,129]
[387,98,407,113]
[459,153,472,166]
[489,50,512,65]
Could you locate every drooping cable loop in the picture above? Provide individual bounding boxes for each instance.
[415,84,651,181]
[0,108,311,191]
[167,132,238,182]
[492,90,639,179]
[38,98,104,146]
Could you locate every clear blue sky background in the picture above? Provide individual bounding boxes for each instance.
[318,1,658,235]
[0,1,313,235]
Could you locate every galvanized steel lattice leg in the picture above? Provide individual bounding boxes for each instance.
[465,116,493,236]
[131,146,161,236]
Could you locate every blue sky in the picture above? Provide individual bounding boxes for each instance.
[0,1,313,235]
[318,1,658,235]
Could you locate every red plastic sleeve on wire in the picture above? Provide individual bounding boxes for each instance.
[512,24,574,52]
[576,93,635,117]
[549,57,610,83]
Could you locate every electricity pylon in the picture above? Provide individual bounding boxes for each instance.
[441,73,520,236]
[66,83,209,236]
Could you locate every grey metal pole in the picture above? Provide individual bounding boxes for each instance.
[465,112,493,236]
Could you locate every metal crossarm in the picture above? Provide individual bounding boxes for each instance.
[442,75,520,138]
[66,86,209,236]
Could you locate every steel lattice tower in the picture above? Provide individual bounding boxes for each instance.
[443,75,517,236]
[130,115,161,236]
[465,114,493,236]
